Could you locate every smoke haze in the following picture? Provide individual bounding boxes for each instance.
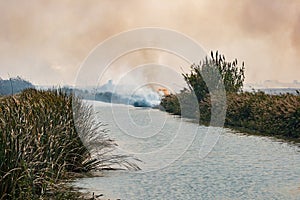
[0,0,299,85]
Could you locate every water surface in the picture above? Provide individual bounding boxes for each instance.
[74,101,300,199]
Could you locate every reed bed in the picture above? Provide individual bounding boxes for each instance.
[160,91,300,142]
[0,89,138,199]
[225,91,300,140]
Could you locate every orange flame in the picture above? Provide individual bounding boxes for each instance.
[157,88,169,96]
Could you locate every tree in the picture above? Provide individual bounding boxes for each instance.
[183,51,245,101]
[0,76,34,95]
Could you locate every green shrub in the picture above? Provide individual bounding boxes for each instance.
[183,51,245,101]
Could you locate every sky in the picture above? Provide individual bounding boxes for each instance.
[0,0,299,86]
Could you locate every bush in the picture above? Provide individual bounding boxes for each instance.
[183,51,245,101]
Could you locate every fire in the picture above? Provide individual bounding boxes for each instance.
[157,88,169,96]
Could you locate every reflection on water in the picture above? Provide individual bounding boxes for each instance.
[74,101,300,199]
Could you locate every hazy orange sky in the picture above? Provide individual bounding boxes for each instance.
[0,0,299,86]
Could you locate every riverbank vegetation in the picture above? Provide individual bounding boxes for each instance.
[160,51,300,142]
[0,89,139,199]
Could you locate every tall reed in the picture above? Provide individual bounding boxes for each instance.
[160,91,300,141]
[0,89,139,199]
[225,91,300,140]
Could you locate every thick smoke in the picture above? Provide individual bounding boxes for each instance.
[0,0,299,84]
[96,79,162,107]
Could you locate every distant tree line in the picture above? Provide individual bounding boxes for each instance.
[0,76,34,96]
